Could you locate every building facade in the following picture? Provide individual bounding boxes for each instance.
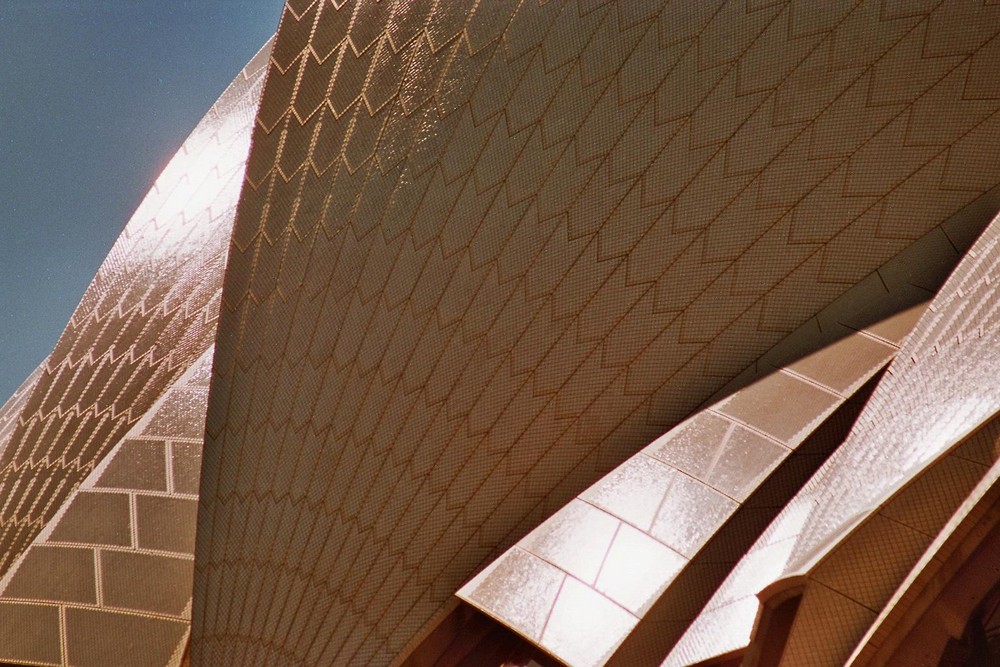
[2,1,1000,665]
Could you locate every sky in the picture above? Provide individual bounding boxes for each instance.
[0,1,283,399]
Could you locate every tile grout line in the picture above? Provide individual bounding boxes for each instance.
[129,493,139,550]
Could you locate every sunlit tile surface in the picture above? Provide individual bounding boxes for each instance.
[581,456,679,532]
[0,349,215,666]
[848,451,1000,665]
[0,367,42,462]
[649,473,736,556]
[458,183,999,665]
[648,417,786,503]
[715,371,841,447]
[459,255,909,665]
[541,577,637,667]
[0,43,267,580]
[465,548,565,642]
[4,0,1000,665]
[521,500,620,586]
[740,377,1000,664]
[175,0,1000,664]
[595,524,685,616]
[668,212,1000,665]
[0,37,269,667]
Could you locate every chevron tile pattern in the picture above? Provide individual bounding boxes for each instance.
[0,46,268,579]
[1,0,1000,665]
[456,260,904,666]
[0,367,43,461]
[191,1,1000,664]
[668,209,1000,665]
[457,196,1000,666]
[0,348,214,667]
[0,39,271,667]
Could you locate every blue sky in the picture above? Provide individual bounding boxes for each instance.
[0,1,283,399]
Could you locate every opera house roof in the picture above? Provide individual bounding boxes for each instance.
[2,1,1000,666]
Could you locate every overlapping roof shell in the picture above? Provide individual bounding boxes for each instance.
[5,1,1000,665]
